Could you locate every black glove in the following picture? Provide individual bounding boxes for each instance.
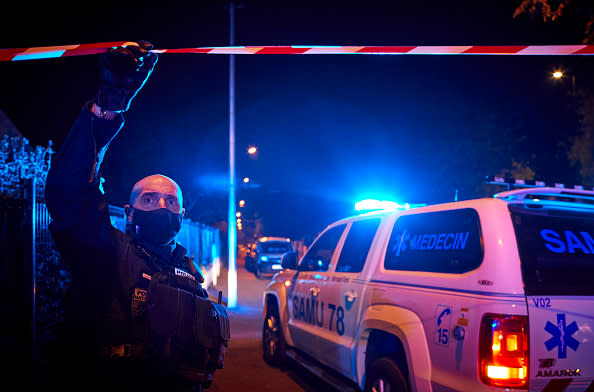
[96,40,158,111]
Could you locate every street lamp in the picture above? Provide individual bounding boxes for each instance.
[239,199,245,207]
[551,69,576,95]
[243,177,250,183]
[247,146,257,155]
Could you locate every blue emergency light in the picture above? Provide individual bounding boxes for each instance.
[355,199,426,212]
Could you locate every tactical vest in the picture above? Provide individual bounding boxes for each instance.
[119,241,230,383]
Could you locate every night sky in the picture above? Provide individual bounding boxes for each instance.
[1,0,593,243]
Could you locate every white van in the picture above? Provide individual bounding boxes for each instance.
[262,185,594,392]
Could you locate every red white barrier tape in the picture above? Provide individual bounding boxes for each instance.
[2,41,594,61]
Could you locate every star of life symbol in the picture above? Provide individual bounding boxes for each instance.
[393,229,410,256]
[544,313,580,359]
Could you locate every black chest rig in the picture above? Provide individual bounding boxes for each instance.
[127,240,229,381]
[130,240,205,321]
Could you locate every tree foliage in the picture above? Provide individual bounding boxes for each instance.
[514,1,594,186]
[513,0,594,43]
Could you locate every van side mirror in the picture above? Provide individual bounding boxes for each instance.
[281,251,298,270]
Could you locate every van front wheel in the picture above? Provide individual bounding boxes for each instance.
[364,357,408,392]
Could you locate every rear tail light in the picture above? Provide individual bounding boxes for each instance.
[479,313,528,389]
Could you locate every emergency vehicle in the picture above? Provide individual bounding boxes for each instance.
[262,177,594,392]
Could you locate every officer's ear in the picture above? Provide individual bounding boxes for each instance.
[125,204,133,222]
[181,207,185,217]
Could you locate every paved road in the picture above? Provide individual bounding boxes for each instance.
[205,266,338,392]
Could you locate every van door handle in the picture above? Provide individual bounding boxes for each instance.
[345,290,357,302]
[310,287,320,297]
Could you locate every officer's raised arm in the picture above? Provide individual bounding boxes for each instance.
[45,41,157,252]
[44,41,228,391]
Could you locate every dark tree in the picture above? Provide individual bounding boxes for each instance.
[513,0,594,43]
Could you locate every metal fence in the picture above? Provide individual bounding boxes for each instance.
[35,201,52,244]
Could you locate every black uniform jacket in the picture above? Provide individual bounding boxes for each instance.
[45,104,204,358]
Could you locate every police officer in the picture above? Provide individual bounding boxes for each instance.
[45,41,211,391]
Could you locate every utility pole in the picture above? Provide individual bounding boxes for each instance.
[227,0,238,308]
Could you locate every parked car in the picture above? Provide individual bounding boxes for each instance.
[247,237,294,279]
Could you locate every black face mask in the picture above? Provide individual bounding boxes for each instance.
[129,208,182,245]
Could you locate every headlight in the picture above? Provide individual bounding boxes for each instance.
[260,256,269,262]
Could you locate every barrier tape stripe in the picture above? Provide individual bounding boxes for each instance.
[2,42,594,61]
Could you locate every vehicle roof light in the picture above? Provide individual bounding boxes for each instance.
[355,199,426,212]
[485,175,593,191]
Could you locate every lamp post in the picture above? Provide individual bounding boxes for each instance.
[227,0,238,308]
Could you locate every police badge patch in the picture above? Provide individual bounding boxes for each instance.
[175,267,196,280]
[131,287,147,318]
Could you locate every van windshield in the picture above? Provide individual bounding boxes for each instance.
[258,241,293,254]
[509,204,594,295]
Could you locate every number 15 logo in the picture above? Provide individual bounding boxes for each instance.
[434,305,451,346]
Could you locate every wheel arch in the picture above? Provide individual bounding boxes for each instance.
[263,285,295,347]
[355,305,432,392]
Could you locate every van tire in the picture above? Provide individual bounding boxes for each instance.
[364,357,408,392]
[262,305,286,367]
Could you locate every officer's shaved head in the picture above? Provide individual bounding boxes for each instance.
[129,174,184,214]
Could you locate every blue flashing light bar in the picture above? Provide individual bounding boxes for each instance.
[355,199,426,212]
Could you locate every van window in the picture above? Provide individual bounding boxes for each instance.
[384,209,483,273]
[336,218,381,273]
[299,224,346,272]
[509,205,594,295]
